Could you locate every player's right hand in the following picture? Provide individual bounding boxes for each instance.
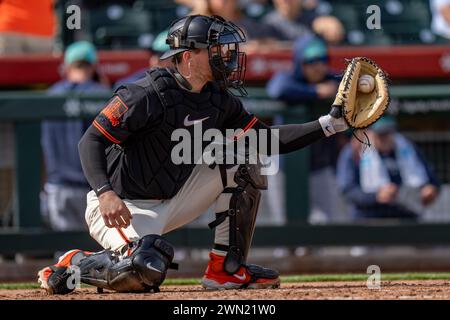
[98,190,133,228]
[376,183,398,204]
[316,81,338,99]
[421,184,438,206]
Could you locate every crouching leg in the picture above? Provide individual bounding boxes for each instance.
[39,234,177,294]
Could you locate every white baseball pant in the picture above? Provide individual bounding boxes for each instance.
[85,164,239,252]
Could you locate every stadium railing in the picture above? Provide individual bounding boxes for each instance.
[0,84,450,253]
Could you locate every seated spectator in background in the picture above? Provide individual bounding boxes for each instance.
[203,0,277,40]
[312,16,345,46]
[337,117,439,221]
[114,30,171,90]
[0,0,56,54]
[302,0,344,44]
[41,41,110,231]
[183,0,279,52]
[267,35,340,104]
[266,35,342,222]
[430,0,450,39]
[263,0,344,45]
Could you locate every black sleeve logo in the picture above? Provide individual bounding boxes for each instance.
[102,96,129,127]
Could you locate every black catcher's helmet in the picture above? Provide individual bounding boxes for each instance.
[160,15,247,96]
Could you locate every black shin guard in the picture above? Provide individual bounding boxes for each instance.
[209,163,267,274]
[78,235,177,293]
[78,250,149,292]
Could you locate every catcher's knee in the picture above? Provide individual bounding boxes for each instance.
[233,163,268,190]
[78,234,177,293]
[130,234,177,289]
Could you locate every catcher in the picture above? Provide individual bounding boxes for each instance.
[37,15,389,294]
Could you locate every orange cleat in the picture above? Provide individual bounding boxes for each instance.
[201,252,280,290]
[37,249,92,295]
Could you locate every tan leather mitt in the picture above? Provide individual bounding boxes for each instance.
[332,57,390,129]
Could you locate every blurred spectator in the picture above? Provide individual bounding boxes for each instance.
[430,0,450,39]
[337,117,440,221]
[267,35,339,103]
[262,0,344,45]
[182,0,279,52]
[262,0,312,41]
[0,0,56,54]
[114,30,171,90]
[203,0,277,40]
[312,16,345,46]
[267,35,342,222]
[240,0,272,20]
[41,41,110,231]
[175,0,209,14]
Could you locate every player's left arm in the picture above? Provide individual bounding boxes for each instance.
[253,120,325,155]
[224,96,348,155]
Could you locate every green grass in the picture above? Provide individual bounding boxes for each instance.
[3,273,450,290]
[280,273,450,283]
[0,283,41,290]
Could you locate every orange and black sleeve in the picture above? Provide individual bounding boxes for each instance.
[78,84,155,196]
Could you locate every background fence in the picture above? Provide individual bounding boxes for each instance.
[1,0,450,268]
[1,84,450,254]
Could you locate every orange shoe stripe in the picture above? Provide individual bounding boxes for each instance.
[55,249,80,267]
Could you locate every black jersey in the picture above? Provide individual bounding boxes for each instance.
[90,68,256,199]
[79,68,326,200]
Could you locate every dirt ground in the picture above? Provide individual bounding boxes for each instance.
[1,280,450,300]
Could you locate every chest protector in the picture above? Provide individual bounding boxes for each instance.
[108,67,229,200]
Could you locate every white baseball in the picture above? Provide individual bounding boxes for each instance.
[358,74,375,93]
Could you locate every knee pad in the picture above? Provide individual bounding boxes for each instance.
[233,163,268,190]
[130,234,177,290]
[79,235,177,293]
[210,163,268,274]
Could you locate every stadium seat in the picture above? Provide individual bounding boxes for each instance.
[62,0,450,49]
[380,0,434,44]
[138,0,179,32]
[330,0,443,45]
[87,4,152,49]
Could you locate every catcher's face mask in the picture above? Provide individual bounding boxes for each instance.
[163,15,247,96]
[206,17,247,96]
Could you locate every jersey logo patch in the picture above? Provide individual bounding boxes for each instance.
[102,96,129,127]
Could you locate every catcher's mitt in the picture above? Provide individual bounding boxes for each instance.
[332,57,390,129]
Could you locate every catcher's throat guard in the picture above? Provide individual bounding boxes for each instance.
[333,57,390,130]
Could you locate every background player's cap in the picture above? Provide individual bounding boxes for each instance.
[152,30,171,56]
[302,38,328,64]
[64,41,97,65]
[370,115,397,134]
